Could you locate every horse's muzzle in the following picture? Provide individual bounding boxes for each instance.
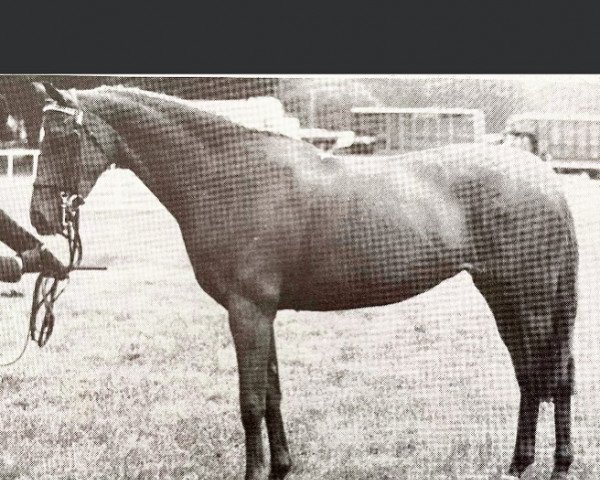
[30,209,58,236]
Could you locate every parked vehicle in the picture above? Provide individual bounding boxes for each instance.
[506,112,600,174]
[351,107,485,154]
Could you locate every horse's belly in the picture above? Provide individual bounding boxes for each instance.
[280,241,467,311]
[281,277,445,311]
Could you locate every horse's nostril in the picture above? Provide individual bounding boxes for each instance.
[31,210,41,226]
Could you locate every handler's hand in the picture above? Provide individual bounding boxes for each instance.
[20,247,42,273]
[40,248,69,280]
[21,247,69,280]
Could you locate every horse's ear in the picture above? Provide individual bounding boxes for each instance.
[32,82,46,96]
[38,82,76,107]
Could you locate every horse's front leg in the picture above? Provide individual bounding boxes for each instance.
[266,328,292,479]
[229,291,277,480]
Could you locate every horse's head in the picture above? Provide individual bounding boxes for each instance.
[30,83,120,235]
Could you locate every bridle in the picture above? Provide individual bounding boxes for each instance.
[29,104,89,348]
[33,104,84,196]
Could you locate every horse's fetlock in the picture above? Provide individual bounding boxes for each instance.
[554,452,573,470]
[270,456,292,480]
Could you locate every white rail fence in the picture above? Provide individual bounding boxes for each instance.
[0,148,39,178]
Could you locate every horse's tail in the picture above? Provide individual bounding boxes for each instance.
[556,201,579,324]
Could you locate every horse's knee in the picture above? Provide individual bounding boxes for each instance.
[267,387,282,408]
[240,396,266,428]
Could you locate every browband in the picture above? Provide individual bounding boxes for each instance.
[43,104,84,125]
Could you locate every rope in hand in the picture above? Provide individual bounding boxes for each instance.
[0,195,83,367]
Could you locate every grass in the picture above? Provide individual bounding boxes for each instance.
[0,172,597,478]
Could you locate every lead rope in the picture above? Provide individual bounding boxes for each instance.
[0,195,82,367]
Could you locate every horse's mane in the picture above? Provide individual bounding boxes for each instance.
[75,85,297,148]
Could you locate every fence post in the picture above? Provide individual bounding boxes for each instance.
[473,111,486,143]
[6,152,13,178]
[32,150,39,177]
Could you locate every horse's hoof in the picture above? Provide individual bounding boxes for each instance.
[506,466,524,478]
[507,458,533,478]
[245,465,269,480]
[550,471,570,480]
[269,463,291,479]
[268,473,288,480]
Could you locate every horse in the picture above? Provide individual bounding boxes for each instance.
[29,83,578,480]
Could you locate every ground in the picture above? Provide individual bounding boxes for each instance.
[0,169,597,479]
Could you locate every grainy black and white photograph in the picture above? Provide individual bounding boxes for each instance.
[0,75,598,480]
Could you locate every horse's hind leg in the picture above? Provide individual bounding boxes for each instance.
[475,286,543,478]
[549,266,577,480]
[552,393,572,480]
[508,389,540,477]
[266,327,292,479]
[509,301,565,478]
[479,273,576,480]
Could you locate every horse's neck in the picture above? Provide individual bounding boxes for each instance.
[89,94,282,242]
[100,106,202,220]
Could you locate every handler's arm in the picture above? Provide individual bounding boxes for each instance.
[0,209,41,253]
[0,209,42,283]
[0,256,23,283]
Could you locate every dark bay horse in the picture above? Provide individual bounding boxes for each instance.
[29,84,578,480]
